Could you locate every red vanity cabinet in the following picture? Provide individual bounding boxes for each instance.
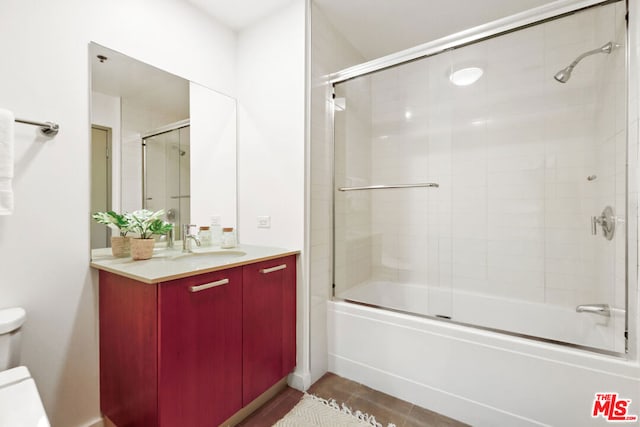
[98,254,296,427]
[157,267,243,426]
[242,255,297,405]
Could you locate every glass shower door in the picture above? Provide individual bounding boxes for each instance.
[332,0,627,353]
[333,61,452,319]
[143,124,190,240]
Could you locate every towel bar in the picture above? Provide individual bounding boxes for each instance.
[338,183,439,191]
[15,118,59,136]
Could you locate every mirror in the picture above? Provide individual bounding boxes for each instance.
[90,43,237,252]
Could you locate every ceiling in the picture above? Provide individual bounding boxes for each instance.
[90,44,189,121]
[184,0,560,59]
[313,0,557,60]
[185,0,294,31]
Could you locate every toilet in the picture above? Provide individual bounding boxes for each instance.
[0,307,50,427]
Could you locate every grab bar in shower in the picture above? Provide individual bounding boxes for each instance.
[576,304,610,317]
[338,183,439,191]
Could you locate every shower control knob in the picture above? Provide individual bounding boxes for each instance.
[591,206,615,240]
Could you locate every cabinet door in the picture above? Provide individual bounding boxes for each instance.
[158,267,243,427]
[99,271,159,427]
[243,255,296,405]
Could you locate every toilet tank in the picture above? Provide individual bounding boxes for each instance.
[0,308,26,371]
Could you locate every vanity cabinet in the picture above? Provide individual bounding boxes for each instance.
[242,255,296,405]
[157,268,243,426]
[98,254,296,427]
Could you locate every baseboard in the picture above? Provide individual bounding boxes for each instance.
[221,377,288,426]
[329,354,545,427]
[288,367,312,391]
[95,378,289,427]
[84,418,105,427]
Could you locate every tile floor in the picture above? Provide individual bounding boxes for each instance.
[236,372,469,427]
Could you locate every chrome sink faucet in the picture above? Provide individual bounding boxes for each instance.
[182,224,201,253]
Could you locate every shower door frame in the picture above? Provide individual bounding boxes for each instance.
[329,0,635,357]
[141,118,191,236]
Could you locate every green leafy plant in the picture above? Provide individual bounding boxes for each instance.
[92,211,132,237]
[129,209,174,239]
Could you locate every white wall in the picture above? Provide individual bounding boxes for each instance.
[237,0,308,388]
[0,1,236,425]
[309,4,365,383]
[237,0,305,250]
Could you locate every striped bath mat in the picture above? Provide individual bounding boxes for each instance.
[273,393,396,427]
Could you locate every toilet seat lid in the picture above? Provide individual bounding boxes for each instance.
[0,367,50,427]
[0,365,30,386]
[0,307,26,334]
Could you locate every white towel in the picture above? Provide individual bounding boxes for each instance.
[0,109,15,215]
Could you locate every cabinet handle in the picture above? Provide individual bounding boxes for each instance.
[259,264,287,274]
[190,278,229,293]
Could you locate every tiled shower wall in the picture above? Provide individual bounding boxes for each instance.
[334,2,627,327]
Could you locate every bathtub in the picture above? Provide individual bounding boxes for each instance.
[337,280,625,352]
[327,298,639,426]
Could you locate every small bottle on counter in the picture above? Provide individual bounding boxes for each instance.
[198,226,212,247]
[210,215,222,246]
[211,224,222,246]
[220,227,237,249]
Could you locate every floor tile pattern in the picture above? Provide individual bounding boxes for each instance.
[236,373,469,427]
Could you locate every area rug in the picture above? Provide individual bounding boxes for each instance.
[273,393,396,427]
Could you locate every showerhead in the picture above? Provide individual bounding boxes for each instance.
[553,66,573,83]
[554,41,616,83]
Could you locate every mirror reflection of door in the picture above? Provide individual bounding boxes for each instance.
[90,125,112,249]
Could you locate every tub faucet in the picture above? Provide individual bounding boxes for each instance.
[182,224,201,253]
[576,304,610,317]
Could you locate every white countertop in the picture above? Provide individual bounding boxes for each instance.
[90,243,299,284]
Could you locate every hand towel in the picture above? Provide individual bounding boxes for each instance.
[0,109,15,215]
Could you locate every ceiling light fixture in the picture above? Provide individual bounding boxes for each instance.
[449,67,483,86]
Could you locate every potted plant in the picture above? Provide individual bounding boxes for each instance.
[92,211,133,257]
[128,209,174,260]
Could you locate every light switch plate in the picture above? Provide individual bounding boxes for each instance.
[210,215,221,226]
[257,216,271,228]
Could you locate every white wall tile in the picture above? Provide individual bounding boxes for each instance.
[326,1,628,353]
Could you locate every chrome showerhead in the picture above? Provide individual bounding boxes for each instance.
[554,66,573,83]
[553,41,617,83]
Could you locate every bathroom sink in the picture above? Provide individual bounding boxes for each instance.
[169,249,247,262]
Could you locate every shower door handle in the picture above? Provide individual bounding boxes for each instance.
[576,304,610,317]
